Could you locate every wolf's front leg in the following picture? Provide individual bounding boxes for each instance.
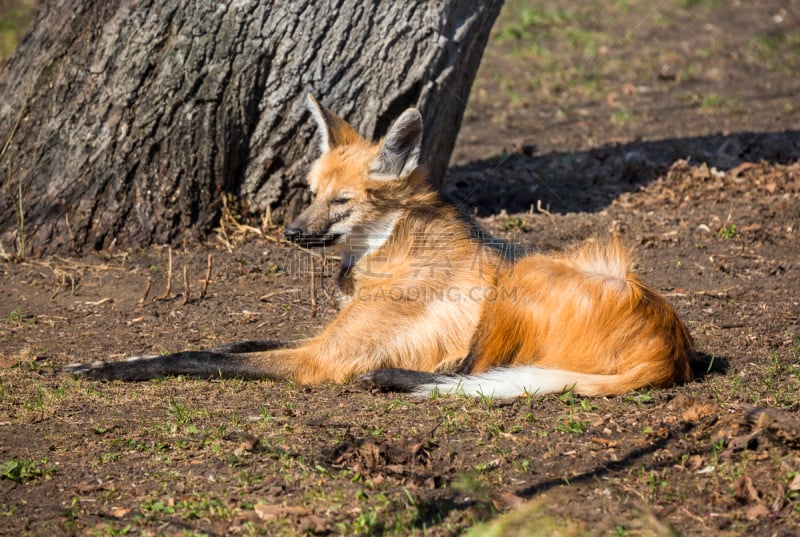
[66,344,306,382]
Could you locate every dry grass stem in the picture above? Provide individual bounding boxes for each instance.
[2,86,34,260]
[200,254,212,299]
[156,247,173,301]
[310,255,317,318]
[216,194,263,249]
[536,199,556,226]
[181,263,189,305]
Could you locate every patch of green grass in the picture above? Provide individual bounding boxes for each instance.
[558,386,577,407]
[167,396,195,427]
[748,29,800,72]
[556,415,589,436]
[0,1,35,64]
[502,215,525,231]
[624,391,654,405]
[139,493,233,521]
[92,524,134,536]
[497,5,569,42]
[4,307,35,324]
[565,26,599,59]
[19,381,67,414]
[490,1,616,102]
[349,504,384,535]
[331,487,434,536]
[706,342,800,409]
[675,0,708,7]
[466,498,588,537]
[717,223,736,239]
[699,93,723,112]
[0,458,55,483]
[610,108,633,127]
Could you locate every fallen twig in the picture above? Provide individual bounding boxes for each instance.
[85,297,113,306]
[139,276,152,306]
[259,289,300,301]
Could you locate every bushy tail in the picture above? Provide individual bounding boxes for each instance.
[412,363,655,398]
[360,363,658,399]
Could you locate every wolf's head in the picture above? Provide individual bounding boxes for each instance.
[284,95,424,260]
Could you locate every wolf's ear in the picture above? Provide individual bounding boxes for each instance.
[307,94,361,153]
[369,108,422,180]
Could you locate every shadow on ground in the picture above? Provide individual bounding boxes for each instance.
[443,130,800,216]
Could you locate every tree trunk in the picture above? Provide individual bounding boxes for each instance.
[0,0,502,256]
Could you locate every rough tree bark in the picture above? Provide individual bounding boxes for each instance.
[0,0,502,256]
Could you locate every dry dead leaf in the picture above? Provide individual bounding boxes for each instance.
[492,491,525,511]
[591,436,619,448]
[297,513,331,534]
[254,503,310,521]
[724,432,759,454]
[690,163,711,180]
[605,92,620,107]
[733,475,759,503]
[385,464,406,474]
[744,503,770,521]
[684,454,705,470]
[110,507,131,518]
[0,353,20,369]
[738,223,761,233]
[771,483,787,513]
[234,436,260,456]
[728,161,755,179]
[682,403,718,422]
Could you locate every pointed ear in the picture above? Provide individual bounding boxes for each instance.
[369,108,423,180]
[307,94,361,153]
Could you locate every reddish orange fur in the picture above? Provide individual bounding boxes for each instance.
[469,239,694,394]
[224,101,695,396]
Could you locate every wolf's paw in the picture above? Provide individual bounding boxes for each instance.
[64,361,108,379]
[65,354,157,381]
[357,370,383,390]
[357,369,405,391]
[357,368,439,393]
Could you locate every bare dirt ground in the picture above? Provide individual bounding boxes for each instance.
[2,1,800,536]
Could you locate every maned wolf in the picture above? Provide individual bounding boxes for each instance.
[67,95,695,398]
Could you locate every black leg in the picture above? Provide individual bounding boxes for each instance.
[358,368,450,392]
[211,340,286,354]
[65,351,268,381]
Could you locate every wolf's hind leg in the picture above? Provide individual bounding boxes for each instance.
[359,368,449,393]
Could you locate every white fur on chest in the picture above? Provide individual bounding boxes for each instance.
[334,211,401,269]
